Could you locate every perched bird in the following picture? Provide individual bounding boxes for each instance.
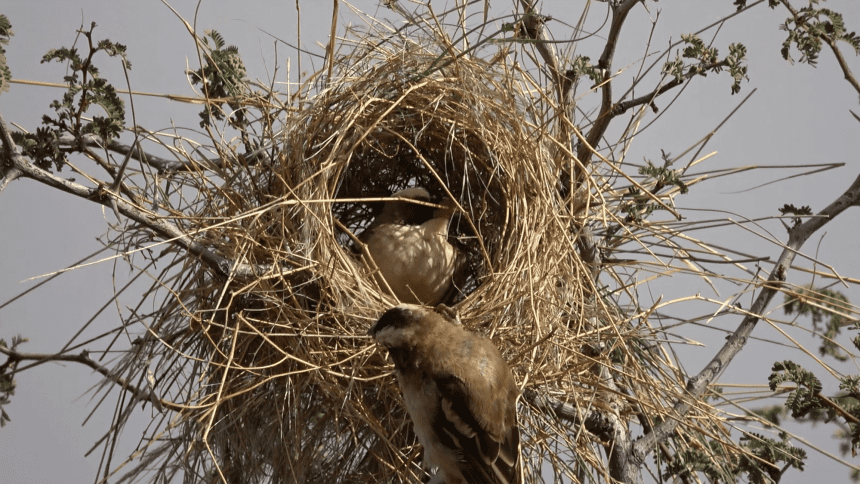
[358,187,462,305]
[369,305,521,484]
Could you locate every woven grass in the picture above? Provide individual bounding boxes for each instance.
[102,8,740,484]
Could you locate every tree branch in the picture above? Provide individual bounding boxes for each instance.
[779,0,860,98]
[0,166,21,193]
[524,388,637,482]
[631,169,860,465]
[817,392,860,425]
[0,108,295,280]
[822,32,860,97]
[95,135,195,173]
[0,101,23,193]
[575,0,640,182]
[612,60,730,116]
[21,130,273,175]
[54,133,245,173]
[517,1,563,95]
[0,344,182,412]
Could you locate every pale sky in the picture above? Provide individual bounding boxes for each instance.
[1,1,858,482]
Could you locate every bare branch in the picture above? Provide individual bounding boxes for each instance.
[0,103,24,193]
[21,131,274,175]
[575,0,640,181]
[58,133,205,173]
[823,35,860,97]
[0,166,21,193]
[517,1,562,88]
[0,344,182,412]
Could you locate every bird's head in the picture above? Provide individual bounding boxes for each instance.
[391,187,431,201]
[369,304,462,349]
[368,304,426,348]
[379,187,434,226]
[433,197,458,220]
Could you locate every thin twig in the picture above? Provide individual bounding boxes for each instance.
[0,345,182,412]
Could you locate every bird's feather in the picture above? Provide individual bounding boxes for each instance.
[370,305,520,484]
[357,188,463,305]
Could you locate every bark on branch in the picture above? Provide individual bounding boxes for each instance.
[574,0,640,183]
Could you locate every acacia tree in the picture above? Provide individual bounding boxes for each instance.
[1,1,859,483]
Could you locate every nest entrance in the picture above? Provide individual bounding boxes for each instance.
[333,141,506,303]
[273,52,546,308]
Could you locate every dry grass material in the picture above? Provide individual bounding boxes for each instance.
[103,11,739,484]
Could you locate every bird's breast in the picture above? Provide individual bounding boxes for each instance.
[364,223,457,305]
[397,370,445,466]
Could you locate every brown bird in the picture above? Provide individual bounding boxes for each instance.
[358,187,462,305]
[369,305,521,484]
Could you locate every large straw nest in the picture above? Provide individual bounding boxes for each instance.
[119,21,728,484]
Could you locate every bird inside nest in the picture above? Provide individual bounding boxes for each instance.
[368,304,522,484]
[356,187,466,305]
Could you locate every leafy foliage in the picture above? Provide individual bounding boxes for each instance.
[778,4,860,66]
[756,362,860,464]
[734,0,782,11]
[752,404,787,426]
[778,203,812,227]
[187,29,248,128]
[620,151,688,224]
[621,186,655,224]
[662,441,730,482]
[662,33,749,94]
[733,1,860,66]
[639,150,689,195]
[663,433,806,483]
[725,43,750,94]
[10,127,63,171]
[569,55,602,85]
[3,2,859,483]
[11,22,128,172]
[837,374,860,455]
[0,14,12,95]
[0,335,29,429]
[769,360,824,418]
[784,285,851,361]
[735,432,806,484]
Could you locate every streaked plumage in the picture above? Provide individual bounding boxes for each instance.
[358,187,462,305]
[369,305,521,484]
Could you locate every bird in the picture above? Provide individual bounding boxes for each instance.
[368,304,521,484]
[358,187,463,306]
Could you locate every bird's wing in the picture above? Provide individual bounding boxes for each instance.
[372,306,520,483]
[437,242,468,304]
[427,338,520,484]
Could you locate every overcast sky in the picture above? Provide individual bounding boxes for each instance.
[1,1,859,482]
